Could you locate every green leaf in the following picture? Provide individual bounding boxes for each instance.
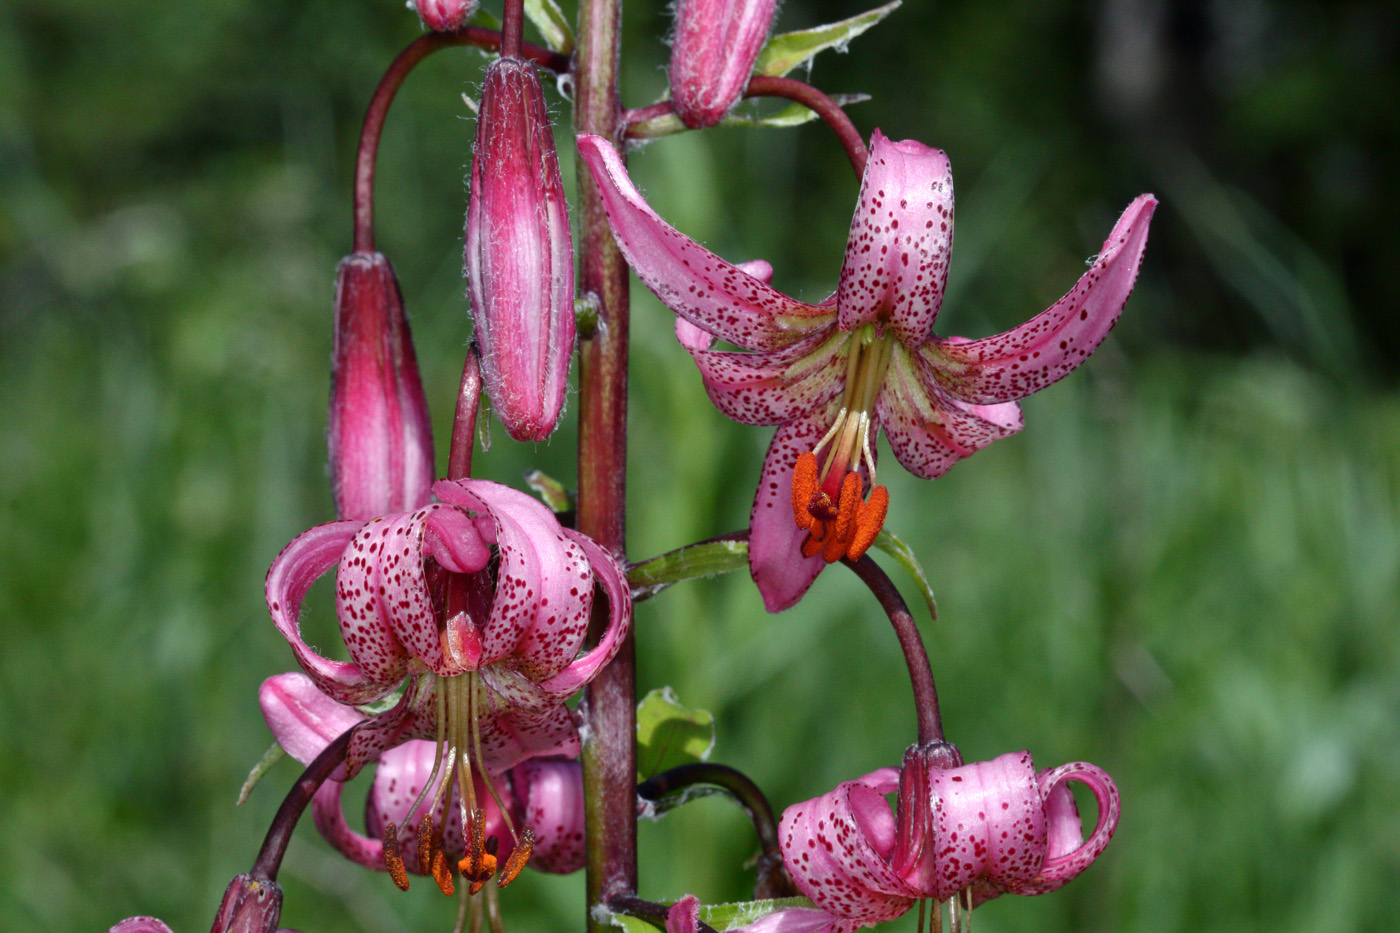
[636,687,715,781]
[872,529,938,620]
[700,898,818,930]
[236,742,285,806]
[524,469,572,513]
[609,914,660,933]
[469,7,503,30]
[523,0,575,55]
[722,94,870,129]
[754,1,902,78]
[626,536,749,600]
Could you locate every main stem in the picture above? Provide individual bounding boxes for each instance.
[574,0,635,927]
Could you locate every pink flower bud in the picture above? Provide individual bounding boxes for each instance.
[329,252,435,521]
[209,874,285,933]
[413,0,477,32]
[670,0,777,128]
[466,57,576,442]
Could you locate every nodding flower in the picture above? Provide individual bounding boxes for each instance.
[578,131,1156,611]
[264,479,629,895]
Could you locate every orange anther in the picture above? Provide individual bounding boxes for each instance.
[846,485,888,560]
[800,521,829,559]
[791,452,819,530]
[497,827,535,888]
[417,815,455,895]
[459,811,499,895]
[429,848,455,896]
[821,472,862,563]
[382,823,411,891]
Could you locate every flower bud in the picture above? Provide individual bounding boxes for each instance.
[669,0,777,128]
[209,874,285,933]
[329,252,435,521]
[465,58,575,442]
[413,0,477,32]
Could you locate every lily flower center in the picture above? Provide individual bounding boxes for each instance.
[789,326,894,563]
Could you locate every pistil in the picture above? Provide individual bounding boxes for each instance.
[790,327,893,562]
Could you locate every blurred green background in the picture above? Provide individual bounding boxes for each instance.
[2,0,1397,930]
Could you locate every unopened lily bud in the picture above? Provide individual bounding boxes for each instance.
[669,0,777,128]
[465,57,575,442]
[413,0,477,32]
[329,252,434,521]
[209,874,285,933]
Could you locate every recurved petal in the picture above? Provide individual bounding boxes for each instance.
[927,194,1157,404]
[476,700,581,774]
[836,131,954,345]
[577,135,830,351]
[876,346,1023,480]
[926,751,1045,900]
[686,327,846,426]
[1010,762,1120,896]
[433,480,594,680]
[779,768,920,928]
[748,416,831,612]
[534,529,632,698]
[334,510,431,680]
[266,520,385,706]
[259,673,365,766]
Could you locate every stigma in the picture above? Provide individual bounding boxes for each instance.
[789,327,893,563]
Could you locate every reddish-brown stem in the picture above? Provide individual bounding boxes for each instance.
[500,0,525,59]
[251,725,355,883]
[574,0,636,926]
[744,75,869,179]
[620,101,675,128]
[843,554,945,746]
[353,30,572,253]
[447,345,482,481]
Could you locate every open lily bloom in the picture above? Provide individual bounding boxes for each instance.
[261,673,585,897]
[778,750,1119,931]
[578,132,1156,611]
[265,478,629,888]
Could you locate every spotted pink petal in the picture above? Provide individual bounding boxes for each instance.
[259,672,364,767]
[687,327,847,427]
[333,510,432,682]
[110,919,172,933]
[340,678,437,779]
[876,345,1023,480]
[779,768,920,929]
[836,131,954,346]
[577,135,829,351]
[265,520,384,706]
[924,751,1046,900]
[510,758,585,873]
[433,480,594,680]
[1009,762,1120,896]
[928,194,1157,404]
[476,701,581,773]
[748,415,832,612]
[535,529,632,698]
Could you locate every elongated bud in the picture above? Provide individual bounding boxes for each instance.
[669,0,777,128]
[414,0,477,32]
[465,57,575,442]
[209,874,284,933]
[329,252,434,521]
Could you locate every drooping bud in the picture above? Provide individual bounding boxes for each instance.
[329,252,434,521]
[413,0,477,32]
[209,874,285,933]
[669,0,777,128]
[465,57,575,443]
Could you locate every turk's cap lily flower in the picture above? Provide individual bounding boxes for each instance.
[466,56,576,443]
[329,251,435,522]
[669,0,778,128]
[262,673,587,896]
[777,749,1120,928]
[110,875,294,933]
[413,0,477,32]
[577,131,1156,611]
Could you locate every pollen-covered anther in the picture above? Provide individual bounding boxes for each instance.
[791,452,819,530]
[796,471,889,564]
[383,823,411,891]
[459,810,499,895]
[417,814,455,896]
[847,485,888,560]
[497,826,535,888]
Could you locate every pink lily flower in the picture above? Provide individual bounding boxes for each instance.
[110,874,295,933]
[329,251,435,522]
[413,0,477,32]
[466,56,576,442]
[669,0,778,128]
[577,132,1156,611]
[264,478,629,886]
[261,673,585,897]
[777,750,1119,930]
